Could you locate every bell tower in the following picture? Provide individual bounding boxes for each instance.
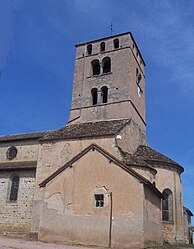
[68,32,146,132]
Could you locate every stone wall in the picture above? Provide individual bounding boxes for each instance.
[0,140,39,234]
[162,223,175,243]
[0,169,36,234]
[69,33,146,132]
[0,141,39,163]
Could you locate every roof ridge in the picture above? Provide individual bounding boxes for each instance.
[66,118,130,125]
[0,128,58,138]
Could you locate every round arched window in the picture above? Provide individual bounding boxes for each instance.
[7,146,17,160]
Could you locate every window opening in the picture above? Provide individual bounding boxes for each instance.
[100,42,105,52]
[95,194,104,207]
[162,189,173,222]
[7,146,17,160]
[136,68,143,98]
[113,38,119,49]
[87,44,92,55]
[9,175,19,201]
[101,86,108,103]
[91,88,98,105]
[102,57,111,74]
[136,68,141,83]
[137,86,143,98]
[92,60,100,76]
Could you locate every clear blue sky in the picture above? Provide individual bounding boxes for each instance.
[0,0,193,221]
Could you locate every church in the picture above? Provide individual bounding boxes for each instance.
[0,32,188,248]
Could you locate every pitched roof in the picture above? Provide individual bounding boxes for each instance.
[39,143,162,198]
[0,161,37,170]
[183,207,193,216]
[0,119,129,143]
[122,152,157,173]
[134,145,184,172]
[0,131,48,143]
[40,119,130,141]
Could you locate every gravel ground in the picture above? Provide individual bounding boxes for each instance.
[0,235,193,249]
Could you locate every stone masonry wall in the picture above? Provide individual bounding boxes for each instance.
[162,223,175,243]
[0,141,39,163]
[0,169,36,234]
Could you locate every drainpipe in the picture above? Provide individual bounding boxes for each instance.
[109,192,113,248]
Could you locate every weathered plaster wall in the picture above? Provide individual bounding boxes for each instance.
[116,120,147,155]
[38,149,145,248]
[0,169,36,234]
[143,185,162,247]
[131,166,156,183]
[31,137,118,231]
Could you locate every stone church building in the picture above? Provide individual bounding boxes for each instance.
[0,32,186,248]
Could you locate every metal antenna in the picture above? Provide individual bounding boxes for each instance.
[110,23,113,36]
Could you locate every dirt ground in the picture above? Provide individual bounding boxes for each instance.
[0,235,98,249]
[0,235,193,249]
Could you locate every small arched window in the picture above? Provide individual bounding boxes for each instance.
[162,189,173,222]
[87,44,92,55]
[91,88,98,105]
[101,86,108,103]
[113,38,119,49]
[136,68,141,83]
[102,57,111,74]
[100,42,105,52]
[91,60,100,76]
[9,175,19,201]
[136,68,139,82]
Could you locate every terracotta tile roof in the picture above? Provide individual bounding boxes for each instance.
[40,119,130,141]
[0,131,48,143]
[134,145,184,172]
[122,152,156,171]
[39,143,162,198]
[183,207,193,216]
